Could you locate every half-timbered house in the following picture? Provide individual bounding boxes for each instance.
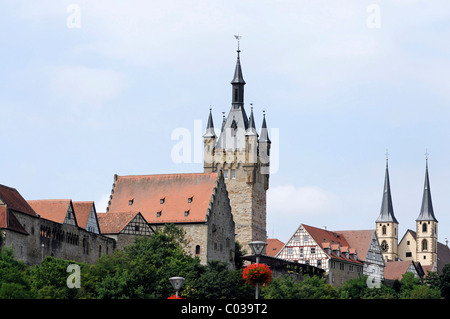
[276,224,364,287]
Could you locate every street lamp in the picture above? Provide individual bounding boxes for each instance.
[248,241,267,299]
[169,276,185,298]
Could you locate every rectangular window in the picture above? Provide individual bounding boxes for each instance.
[406,252,412,257]
[224,170,228,179]
[304,236,309,243]
[231,169,236,179]
[311,247,316,254]
[287,248,293,255]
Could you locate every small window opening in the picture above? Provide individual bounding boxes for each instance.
[160,198,165,204]
[184,210,190,217]
[129,199,134,206]
[157,211,162,217]
[188,197,193,203]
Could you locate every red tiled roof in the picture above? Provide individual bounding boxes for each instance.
[0,205,29,235]
[267,238,284,257]
[384,260,416,280]
[73,201,95,229]
[335,230,375,261]
[28,199,73,225]
[0,184,38,217]
[301,224,362,264]
[97,211,140,234]
[107,173,219,224]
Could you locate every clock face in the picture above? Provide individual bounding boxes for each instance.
[381,241,389,252]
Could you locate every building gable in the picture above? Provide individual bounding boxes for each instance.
[28,199,78,226]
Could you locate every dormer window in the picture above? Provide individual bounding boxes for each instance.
[157,211,162,217]
[129,199,134,206]
[188,197,193,203]
[185,210,190,217]
[160,198,165,204]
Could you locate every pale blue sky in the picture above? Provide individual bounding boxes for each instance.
[1,1,449,244]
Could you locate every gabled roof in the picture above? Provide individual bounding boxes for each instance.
[97,212,145,234]
[0,184,38,217]
[334,230,376,262]
[107,172,223,224]
[384,260,420,281]
[301,224,362,264]
[73,201,96,229]
[266,238,285,257]
[0,205,29,235]
[28,199,77,225]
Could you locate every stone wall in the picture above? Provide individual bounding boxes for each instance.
[2,210,115,265]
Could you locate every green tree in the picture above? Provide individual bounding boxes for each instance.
[408,285,441,299]
[29,256,87,299]
[439,263,450,299]
[398,271,422,299]
[0,247,33,298]
[183,260,253,299]
[90,224,201,299]
[262,274,338,299]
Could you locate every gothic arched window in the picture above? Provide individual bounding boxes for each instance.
[382,225,387,235]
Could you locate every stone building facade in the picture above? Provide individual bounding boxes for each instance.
[106,171,235,268]
[0,184,115,265]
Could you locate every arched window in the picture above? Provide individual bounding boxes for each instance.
[422,239,428,251]
[382,225,387,235]
[195,245,201,255]
[422,223,427,233]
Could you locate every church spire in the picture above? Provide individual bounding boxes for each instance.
[416,155,438,222]
[231,35,246,110]
[376,156,398,223]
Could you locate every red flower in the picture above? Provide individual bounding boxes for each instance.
[242,263,272,287]
[167,294,185,299]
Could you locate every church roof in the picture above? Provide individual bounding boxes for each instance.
[416,161,437,222]
[107,172,222,224]
[376,161,398,223]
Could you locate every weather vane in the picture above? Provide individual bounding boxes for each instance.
[425,148,430,161]
[234,34,242,51]
[385,148,390,161]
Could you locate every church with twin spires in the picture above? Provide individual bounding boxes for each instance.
[375,155,446,273]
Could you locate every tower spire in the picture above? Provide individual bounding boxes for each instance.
[259,111,271,143]
[203,108,216,138]
[376,156,398,223]
[416,154,438,222]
